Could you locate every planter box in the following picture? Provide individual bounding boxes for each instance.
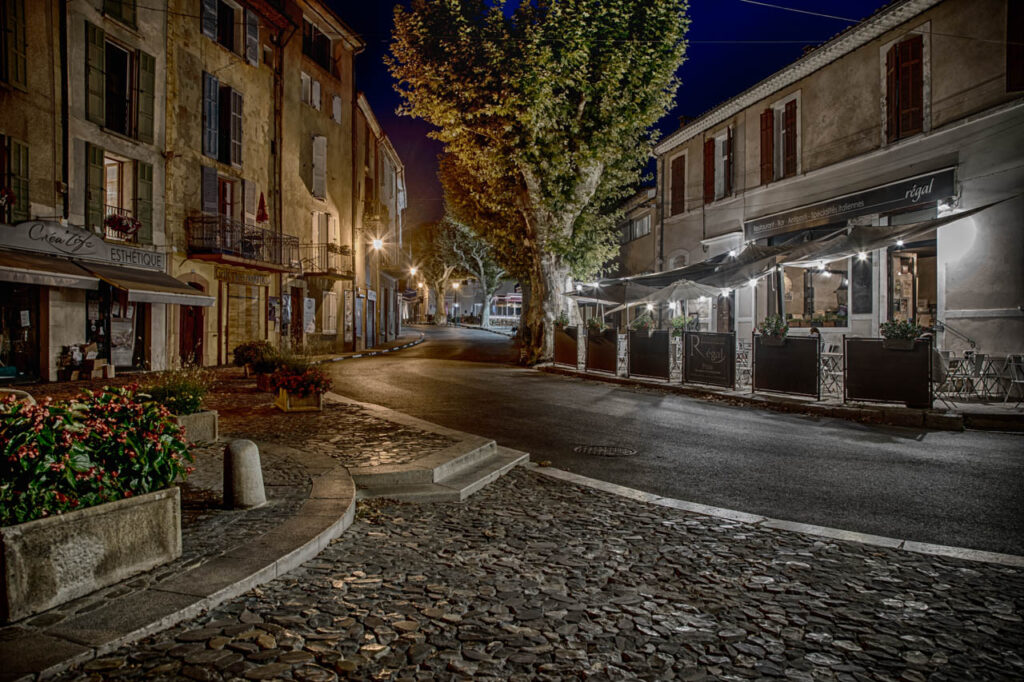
[0,487,181,623]
[174,409,218,443]
[629,330,670,379]
[845,337,931,408]
[274,389,323,412]
[753,335,819,397]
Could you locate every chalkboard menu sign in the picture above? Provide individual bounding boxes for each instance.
[851,255,873,315]
[684,332,736,388]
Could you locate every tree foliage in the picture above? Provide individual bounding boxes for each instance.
[410,220,466,324]
[390,0,689,362]
[446,217,507,327]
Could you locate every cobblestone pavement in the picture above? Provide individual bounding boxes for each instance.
[56,468,1024,682]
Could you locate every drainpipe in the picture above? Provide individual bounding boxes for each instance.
[59,0,69,219]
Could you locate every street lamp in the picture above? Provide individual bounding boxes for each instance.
[371,238,383,347]
[452,281,460,326]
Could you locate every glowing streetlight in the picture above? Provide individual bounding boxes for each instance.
[410,266,418,276]
[371,238,383,251]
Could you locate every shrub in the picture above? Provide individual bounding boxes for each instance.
[0,385,193,526]
[670,315,694,337]
[880,319,924,340]
[268,365,332,398]
[629,313,654,332]
[232,341,276,368]
[758,314,789,338]
[144,366,214,416]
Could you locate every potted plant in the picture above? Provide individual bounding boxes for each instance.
[880,319,924,350]
[269,360,332,412]
[629,312,655,336]
[0,187,15,210]
[586,317,606,334]
[103,212,142,237]
[757,314,789,346]
[145,366,217,442]
[232,341,276,378]
[555,311,570,329]
[0,386,193,621]
[670,315,694,338]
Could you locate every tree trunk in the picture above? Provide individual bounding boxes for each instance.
[430,283,447,325]
[522,252,568,365]
[481,293,492,328]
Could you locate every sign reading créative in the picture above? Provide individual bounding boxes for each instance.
[743,168,956,241]
[2,221,165,271]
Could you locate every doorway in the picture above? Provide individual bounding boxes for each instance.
[0,283,40,380]
[179,283,205,366]
[889,243,936,328]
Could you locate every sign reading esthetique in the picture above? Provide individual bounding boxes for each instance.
[743,168,956,240]
[2,221,165,272]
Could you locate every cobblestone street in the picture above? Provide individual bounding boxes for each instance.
[57,468,1024,682]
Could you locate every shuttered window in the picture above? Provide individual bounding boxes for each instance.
[3,0,26,89]
[203,72,219,159]
[312,79,321,110]
[312,135,327,199]
[201,165,218,215]
[886,34,923,142]
[201,0,217,39]
[245,10,259,66]
[702,139,714,204]
[85,142,105,232]
[301,72,310,104]
[135,161,153,244]
[230,90,243,166]
[669,155,685,216]
[1008,2,1023,92]
[332,95,342,124]
[759,109,773,185]
[3,137,29,221]
[783,99,797,178]
[723,127,734,196]
[323,291,338,334]
[137,51,156,144]
[243,179,257,223]
[86,21,105,126]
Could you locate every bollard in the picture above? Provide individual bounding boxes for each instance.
[223,439,267,509]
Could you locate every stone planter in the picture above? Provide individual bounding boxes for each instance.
[174,409,218,443]
[0,487,181,623]
[274,389,323,412]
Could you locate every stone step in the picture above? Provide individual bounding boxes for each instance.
[349,438,497,488]
[358,446,529,503]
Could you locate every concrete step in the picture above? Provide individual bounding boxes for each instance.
[358,446,529,503]
[349,438,496,489]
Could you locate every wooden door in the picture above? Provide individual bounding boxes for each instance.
[179,284,205,366]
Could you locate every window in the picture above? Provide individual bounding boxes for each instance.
[203,72,243,166]
[703,127,733,203]
[85,22,155,142]
[103,0,136,28]
[669,154,685,216]
[300,71,320,109]
[782,260,849,328]
[303,18,333,75]
[84,144,152,243]
[201,0,258,64]
[885,34,924,143]
[0,135,28,222]
[630,214,651,241]
[312,135,327,199]
[1,0,27,89]
[760,96,798,184]
[1009,1,1024,92]
[218,176,235,219]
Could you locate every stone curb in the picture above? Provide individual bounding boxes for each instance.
[6,456,357,682]
[539,364,1024,433]
[314,334,425,363]
[527,463,1024,568]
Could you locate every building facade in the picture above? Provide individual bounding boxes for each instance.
[646,0,1023,354]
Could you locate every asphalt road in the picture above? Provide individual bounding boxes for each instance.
[328,325,1024,555]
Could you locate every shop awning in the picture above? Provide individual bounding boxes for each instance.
[79,262,215,307]
[0,250,99,290]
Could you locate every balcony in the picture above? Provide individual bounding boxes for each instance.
[300,243,353,279]
[185,215,299,272]
[104,205,139,245]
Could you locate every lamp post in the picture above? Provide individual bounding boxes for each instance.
[452,281,461,326]
[371,238,383,347]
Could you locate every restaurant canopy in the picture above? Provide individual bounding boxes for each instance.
[605,278,722,315]
[565,280,660,305]
[79,262,215,307]
[0,250,99,290]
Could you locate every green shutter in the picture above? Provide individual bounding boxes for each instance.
[4,0,27,89]
[85,142,105,232]
[86,21,105,126]
[135,160,152,244]
[9,139,28,221]
[137,50,155,143]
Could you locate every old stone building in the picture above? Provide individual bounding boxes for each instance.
[643,0,1023,354]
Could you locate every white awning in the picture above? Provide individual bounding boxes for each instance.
[0,250,99,290]
[78,262,215,307]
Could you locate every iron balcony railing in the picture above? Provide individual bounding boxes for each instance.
[104,205,139,244]
[300,242,353,278]
[185,214,299,269]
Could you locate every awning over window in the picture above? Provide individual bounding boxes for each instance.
[78,262,215,307]
[0,250,99,290]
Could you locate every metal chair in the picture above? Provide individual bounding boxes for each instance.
[1003,355,1024,407]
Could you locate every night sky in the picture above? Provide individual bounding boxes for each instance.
[332,0,894,229]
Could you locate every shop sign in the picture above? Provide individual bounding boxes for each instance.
[3,221,165,272]
[683,331,736,388]
[743,168,956,241]
[215,267,271,287]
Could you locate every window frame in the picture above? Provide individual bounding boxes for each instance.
[1,0,28,90]
[302,17,334,76]
[668,152,686,217]
[880,26,930,145]
[1,135,29,222]
[772,92,800,181]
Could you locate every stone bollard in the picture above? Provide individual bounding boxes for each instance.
[223,439,267,509]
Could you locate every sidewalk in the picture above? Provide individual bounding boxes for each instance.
[309,332,424,364]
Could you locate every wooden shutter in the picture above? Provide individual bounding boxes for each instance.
[86,21,105,125]
[312,135,326,199]
[4,0,26,89]
[137,50,155,144]
[670,155,685,216]
[230,90,243,166]
[312,79,321,110]
[898,35,923,137]
[9,138,28,221]
[202,72,219,158]
[759,108,773,185]
[243,179,257,223]
[300,72,310,104]
[783,100,797,177]
[332,95,342,124]
[201,0,217,39]
[1009,0,1024,92]
[328,214,339,243]
[724,127,733,196]
[703,138,715,204]
[201,165,218,215]
[885,43,899,143]
[85,142,105,232]
[245,10,259,66]
[135,161,153,244]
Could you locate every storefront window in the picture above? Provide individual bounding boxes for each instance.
[889,246,936,328]
[683,297,712,331]
[783,259,849,327]
[227,283,265,348]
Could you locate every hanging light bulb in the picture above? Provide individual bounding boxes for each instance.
[896,239,904,247]
[728,249,737,258]
[749,279,758,288]
[645,303,654,312]
[857,252,868,261]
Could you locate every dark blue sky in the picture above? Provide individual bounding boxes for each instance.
[333,0,893,228]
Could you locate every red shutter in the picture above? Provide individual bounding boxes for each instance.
[703,139,715,204]
[784,100,797,178]
[759,108,773,185]
[899,35,923,137]
[885,43,898,143]
[724,127,733,196]
[670,155,685,216]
